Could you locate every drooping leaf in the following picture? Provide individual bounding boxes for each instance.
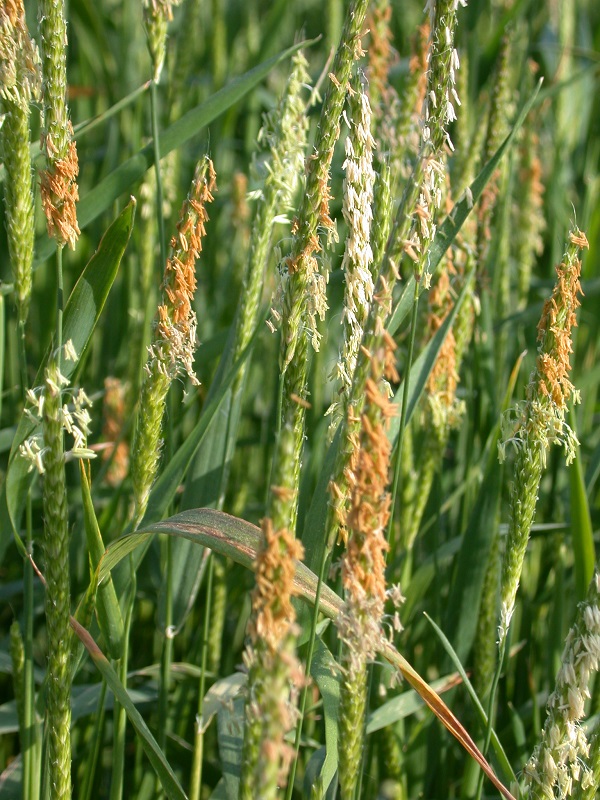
[99,508,515,800]
[70,619,187,800]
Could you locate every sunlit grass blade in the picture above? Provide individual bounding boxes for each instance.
[80,463,124,658]
[569,406,595,600]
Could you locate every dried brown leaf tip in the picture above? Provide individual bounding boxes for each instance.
[40,135,80,249]
[248,519,304,653]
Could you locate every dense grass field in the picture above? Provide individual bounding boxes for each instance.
[1,0,599,798]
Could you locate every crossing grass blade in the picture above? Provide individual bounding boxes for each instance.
[70,619,188,800]
[4,200,136,542]
[98,508,515,800]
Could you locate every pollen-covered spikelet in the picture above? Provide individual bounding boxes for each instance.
[131,158,216,526]
[523,572,600,799]
[240,519,305,800]
[0,0,41,323]
[498,228,587,645]
[327,71,376,431]
[574,728,600,800]
[337,337,396,800]
[327,0,466,552]
[279,0,369,370]
[38,0,79,248]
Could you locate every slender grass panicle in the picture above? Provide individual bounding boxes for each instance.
[235,49,311,373]
[498,228,588,644]
[279,0,369,371]
[0,0,41,324]
[327,71,376,426]
[240,520,305,800]
[131,158,216,525]
[337,334,397,800]
[40,357,73,800]
[407,0,465,285]
[143,0,182,82]
[523,572,600,799]
[38,0,79,248]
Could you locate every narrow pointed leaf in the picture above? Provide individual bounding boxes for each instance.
[569,407,595,600]
[424,612,517,787]
[80,464,124,658]
[70,618,187,800]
